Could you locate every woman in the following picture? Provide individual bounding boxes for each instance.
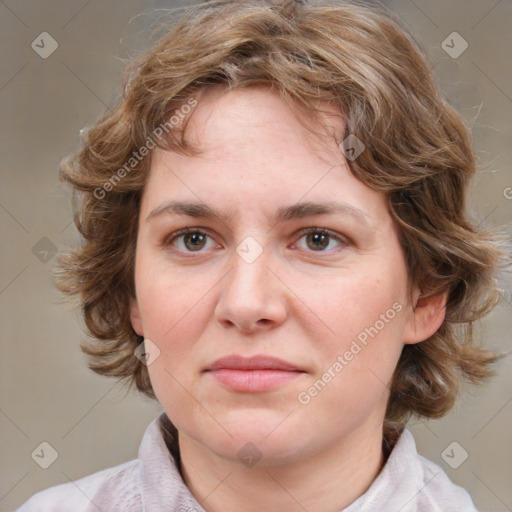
[17,0,507,510]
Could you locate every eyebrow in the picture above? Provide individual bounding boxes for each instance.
[145,200,371,226]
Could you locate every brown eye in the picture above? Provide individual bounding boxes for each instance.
[183,232,207,251]
[165,228,217,253]
[305,231,330,251]
[295,228,346,252]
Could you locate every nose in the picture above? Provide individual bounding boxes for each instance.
[214,246,288,334]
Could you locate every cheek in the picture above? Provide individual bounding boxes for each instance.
[294,261,408,397]
[299,263,408,346]
[134,253,215,411]
[134,248,211,340]
[139,273,213,432]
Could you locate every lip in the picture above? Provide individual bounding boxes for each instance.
[204,355,305,393]
[206,355,302,372]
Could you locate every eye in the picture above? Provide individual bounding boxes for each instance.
[163,226,348,255]
[164,228,218,253]
[294,228,347,252]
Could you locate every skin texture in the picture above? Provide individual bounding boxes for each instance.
[130,85,447,512]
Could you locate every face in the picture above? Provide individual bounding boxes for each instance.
[130,86,436,467]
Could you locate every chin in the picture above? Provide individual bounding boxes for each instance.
[208,434,307,469]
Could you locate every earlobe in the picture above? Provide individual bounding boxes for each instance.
[403,289,448,345]
[129,297,144,336]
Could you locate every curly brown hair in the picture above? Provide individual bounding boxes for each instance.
[54,0,508,423]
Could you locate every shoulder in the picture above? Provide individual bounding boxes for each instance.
[15,459,141,512]
[344,428,479,512]
[15,414,175,512]
[414,450,478,511]
[391,429,478,512]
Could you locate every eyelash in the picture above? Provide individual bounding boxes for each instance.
[162,227,349,255]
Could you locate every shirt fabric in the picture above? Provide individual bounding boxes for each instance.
[16,412,478,512]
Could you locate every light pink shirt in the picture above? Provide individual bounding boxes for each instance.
[16,413,478,511]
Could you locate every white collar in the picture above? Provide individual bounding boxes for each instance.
[134,413,477,512]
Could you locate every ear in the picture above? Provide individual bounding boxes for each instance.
[403,288,448,345]
[129,296,144,336]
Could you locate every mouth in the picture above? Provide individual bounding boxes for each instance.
[204,354,306,393]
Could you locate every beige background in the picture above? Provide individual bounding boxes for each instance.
[1,0,511,511]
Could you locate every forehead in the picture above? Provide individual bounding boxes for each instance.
[141,86,389,227]
[185,85,344,159]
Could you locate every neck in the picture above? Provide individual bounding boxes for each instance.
[176,420,387,512]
